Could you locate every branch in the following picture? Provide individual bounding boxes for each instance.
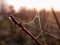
[9,15,42,45]
[51,8,60,29]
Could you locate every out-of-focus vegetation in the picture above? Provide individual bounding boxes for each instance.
[0,5,60,45]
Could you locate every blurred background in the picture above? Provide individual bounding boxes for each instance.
[0,0,60,45]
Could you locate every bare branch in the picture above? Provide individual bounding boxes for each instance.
[9,15,43,45]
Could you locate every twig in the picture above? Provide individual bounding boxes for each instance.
[9,15,42,45]
[51,8,60,29]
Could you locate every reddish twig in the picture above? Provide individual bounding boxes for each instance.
[9,15,42,45]
[51,8,60,29]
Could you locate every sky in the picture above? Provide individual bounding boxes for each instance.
[3,0,60,11]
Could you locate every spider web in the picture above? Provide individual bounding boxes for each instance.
[11,10,60,45]
[18,11,60,39]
